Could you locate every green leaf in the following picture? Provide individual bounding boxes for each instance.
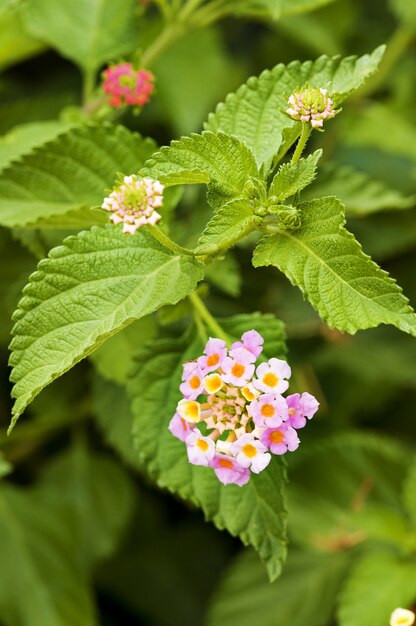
[0,484,97,626]
[0,0,45,70]
[0,120,73,172]
[221,0,282,19]
[305,164,415,216]
[90,315,157,384]
[39,444,135,570]
[281,0,337,16]
[195,198,261,256]
[207,548,350,626]
[338,552,416,626]
[205,46,385,169]
[0,453,11,478]
[141,131,259,202]
[389,0,416,28]
[0,124,156,229]
[129,314,288,581]
[93,375,143,471]
[253,196,416,336]
[205,253,242,297]
[287,432,408,550]
[269,149,322,201]
[21,0,140,73]
[9,225,204,429]
[153,27,242,136]
[403,456,416,527]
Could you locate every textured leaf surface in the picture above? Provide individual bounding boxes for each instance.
[9,226,204,427]
[205,47,384,169]
[0,124,156,229]
[129,314,288,581]
[338,552,416,626]
[195,198,261,255]
[21,0,139,72]
[141,131,258,201]
[269,150,322,201]
[253,196,416,336]
[207,549,350,626]
[305,164,415,216]
[0,485,96,626]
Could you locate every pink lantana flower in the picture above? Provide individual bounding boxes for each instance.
[186,432,216,466]
[286,85,338,129]
[102,63,154,109]
[180,363,205,400]
[197,338,227,373]
[261,425,300,455]
[253,358,291,394]
[249,393,288,428]
[169,328,318,485]
[210,454,250,486]
[221,347,256,386]
[231,329,264,358]
[230,433,271,473]
[286,392,319,429]
[168,413,194,442]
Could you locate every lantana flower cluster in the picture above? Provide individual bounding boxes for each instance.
[102,63,154,109]
[286,85,337,128]
[101,175,164,234]
[169,330,319,486]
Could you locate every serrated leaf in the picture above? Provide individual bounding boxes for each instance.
[0,124,156,229]
[206,548,350,626]
[305,164,415,216]
[141,131,259,205]
[195,198,261,255]
[269,149,322,201]
[9,225,204,428]
[21,0,140,73]
[338,552,416,626]
[205,46,385,169]
[128,314,288,581]
[253,196,416,337]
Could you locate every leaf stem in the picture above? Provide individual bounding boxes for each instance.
[141,20,186,67]
[291,123,312,164]
[188,292,230,344]
[147,225,194,255]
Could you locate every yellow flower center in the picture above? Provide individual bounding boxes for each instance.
[189,375,201,390]
[218,458,233,469]
[270,430,284,444]
[207,353,219,367]
[263,372,278,387]
[197,439,209,452]
[231,363,245,378]
[261,403,275,418]
[242,444,257,458]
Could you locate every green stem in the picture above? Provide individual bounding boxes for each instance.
[191,0,228,26]
[193,308,208,343]
[147,224,194,255]
[354,25,414,100]
[188,292,229,344]
[82,66,97,106]
[291,123,312,164]
[141,20,186,67]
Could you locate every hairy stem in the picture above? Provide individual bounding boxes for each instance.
[147,225,194,255]
[291,123,312,164]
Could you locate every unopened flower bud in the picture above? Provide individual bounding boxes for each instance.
[286,85,338,129]
[102,63,154,109]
